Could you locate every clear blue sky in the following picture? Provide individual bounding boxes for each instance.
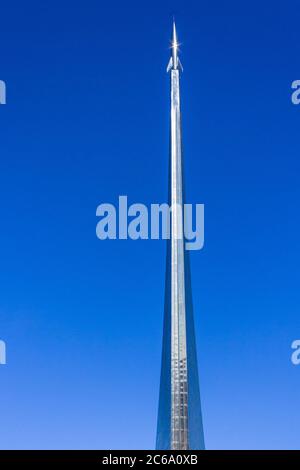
[0,0,299,449]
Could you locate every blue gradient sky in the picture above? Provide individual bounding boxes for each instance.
[0,0,299,449]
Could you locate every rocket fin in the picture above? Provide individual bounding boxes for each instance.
[167,57,173,72]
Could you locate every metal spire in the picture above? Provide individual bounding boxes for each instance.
[167,20,183,72]
[157,20,205,450]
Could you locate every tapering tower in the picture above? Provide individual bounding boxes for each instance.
[156,21,205,451]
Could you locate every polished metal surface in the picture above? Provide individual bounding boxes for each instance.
[170,66,188,450]
[156,22,205,451]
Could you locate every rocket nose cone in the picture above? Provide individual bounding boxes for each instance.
[172,21,177,44]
